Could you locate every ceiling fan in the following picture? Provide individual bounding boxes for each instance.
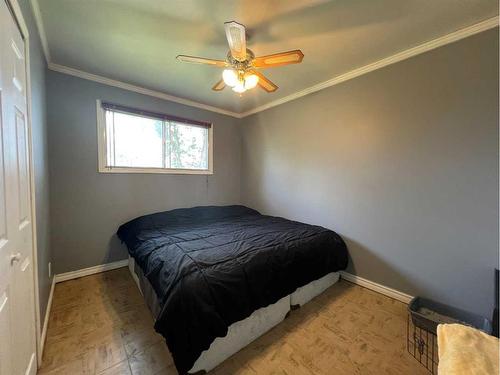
[176,21,304,94]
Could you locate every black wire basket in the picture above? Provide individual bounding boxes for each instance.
[407,314,438,373]
[406,296,492,374]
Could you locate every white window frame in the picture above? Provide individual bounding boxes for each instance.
[96,100,213,175]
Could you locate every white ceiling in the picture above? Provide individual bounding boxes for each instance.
[36,0,498,115]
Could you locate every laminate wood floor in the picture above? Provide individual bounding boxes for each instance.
[38,268,428,375]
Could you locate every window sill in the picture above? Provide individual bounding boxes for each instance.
[98,166,214,175]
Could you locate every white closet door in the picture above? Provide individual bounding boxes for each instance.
[0,1,37,374]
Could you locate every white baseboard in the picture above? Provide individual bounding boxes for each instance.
[38,275,55,365]
[340,271,413,304]
[54,259,129,283]
[26,352,36,375]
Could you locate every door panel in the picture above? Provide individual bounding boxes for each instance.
[11,39,25,97]
[0,91,8,253]
[14,256,36,375]
[0,290,13,375]
[15,108,29,226]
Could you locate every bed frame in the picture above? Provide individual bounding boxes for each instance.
[128,256,339,374]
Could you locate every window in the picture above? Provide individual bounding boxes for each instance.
[97,101,213,174]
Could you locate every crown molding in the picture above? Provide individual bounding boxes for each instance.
[239,16,499,117]
[48,62,243,118]
[32,0,497,119]
[30,0,50,63]
[32,0,241,118]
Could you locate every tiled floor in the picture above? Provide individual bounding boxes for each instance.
[38,268,428,374]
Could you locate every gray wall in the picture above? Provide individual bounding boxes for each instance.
[240,29,499,318]
[46,71,241,273]
[18,0,52,324]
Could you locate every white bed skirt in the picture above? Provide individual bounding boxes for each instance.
[128,256,339,374]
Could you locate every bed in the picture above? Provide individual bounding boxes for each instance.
[117,205,348,374]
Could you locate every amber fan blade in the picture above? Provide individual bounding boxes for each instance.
[176,55,227,67]
[212,79,226,91]
[250,70,278,92]
[224,21,247,62]
[253,50,304,68]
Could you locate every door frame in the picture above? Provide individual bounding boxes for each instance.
[4,0,42,367]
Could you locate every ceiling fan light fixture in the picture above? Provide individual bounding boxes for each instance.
[178,21,303,94]
[222,69,238,87]
[244,74,259,89]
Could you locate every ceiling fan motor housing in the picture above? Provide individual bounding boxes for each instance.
[226,49,255,68]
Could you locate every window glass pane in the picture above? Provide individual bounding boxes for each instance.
[101,105,210,172]
[112,111,163,168]
[167,122,208,170]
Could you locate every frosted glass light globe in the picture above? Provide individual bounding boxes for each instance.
[232,82,247,93]
[222,69,238,87]
[244,74,259,89]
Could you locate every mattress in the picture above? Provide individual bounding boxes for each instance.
[128,256,339,374]
[118,205,348,373]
